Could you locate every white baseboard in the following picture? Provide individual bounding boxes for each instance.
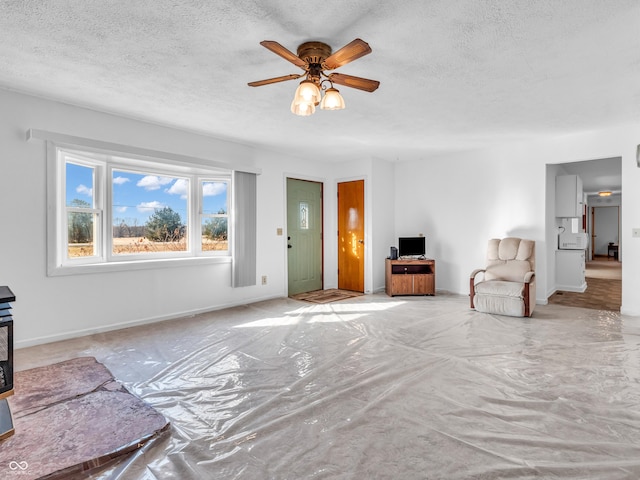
[555,283,587,293]
[15,293,285,349]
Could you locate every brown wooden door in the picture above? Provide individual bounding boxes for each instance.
[337,180,365,292]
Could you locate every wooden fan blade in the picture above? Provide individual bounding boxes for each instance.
[322,39,372,70]
[328,73,380,92]
[248,73,303,87]
[260,41,307,69]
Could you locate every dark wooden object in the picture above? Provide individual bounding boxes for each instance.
[385,258,436,296]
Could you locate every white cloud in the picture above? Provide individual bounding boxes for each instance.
[203,182,227,197]
[115,206,128,213]
[113,176,130,185]
[137,176,173,191]
[137,201,164,213]
[76,184,92,196]
[166,178,188,199]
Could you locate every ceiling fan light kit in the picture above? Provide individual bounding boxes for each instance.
[293,79,321,106]
[249,38,379,116]
[320,87,345,110]
[290,99,315,116]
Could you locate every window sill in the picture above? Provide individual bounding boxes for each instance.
[47,255,232,277]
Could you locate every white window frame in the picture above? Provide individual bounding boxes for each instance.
[46,142,233,276]
[62,154,105,265]
[199,178,231,254]
[106,163,194,262]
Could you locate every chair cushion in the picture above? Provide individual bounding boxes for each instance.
[484,260,532,282]
[473,294,526,317]
[474,280,524,298]
[474,280,528,317]
[487,237,534,262]
[485,238,535,282]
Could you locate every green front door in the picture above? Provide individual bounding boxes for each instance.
[287,178,323,296]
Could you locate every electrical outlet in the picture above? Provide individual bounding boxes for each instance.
[261,275,267,285]
[633,228,640,238]
[276,228,283,236]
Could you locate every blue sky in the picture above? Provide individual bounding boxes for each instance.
[66,163,228,226]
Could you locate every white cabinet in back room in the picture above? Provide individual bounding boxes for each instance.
[556,249,586,292]
[556,174,583,218]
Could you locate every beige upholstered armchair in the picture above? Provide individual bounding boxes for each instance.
[470,237,536,317]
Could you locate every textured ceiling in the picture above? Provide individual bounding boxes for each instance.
[0,0,638,163]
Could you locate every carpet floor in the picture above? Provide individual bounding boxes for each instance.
[13,293,640,479]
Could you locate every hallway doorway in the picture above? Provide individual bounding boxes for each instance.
[549,156,622,312]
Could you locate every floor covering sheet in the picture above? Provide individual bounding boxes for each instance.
[15,293,640,479]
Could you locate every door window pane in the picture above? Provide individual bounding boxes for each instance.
[299,202,309,229]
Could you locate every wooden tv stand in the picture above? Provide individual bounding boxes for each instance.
[385,258,435,296]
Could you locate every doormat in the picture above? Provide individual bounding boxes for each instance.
[1,356,169,480]
[291,289,363,304]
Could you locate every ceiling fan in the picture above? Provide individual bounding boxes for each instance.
[248,38,380,116]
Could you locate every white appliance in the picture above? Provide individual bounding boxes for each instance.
[559,232,589,250]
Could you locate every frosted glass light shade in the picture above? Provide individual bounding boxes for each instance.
[320,87,345,110]
[293,80,321,105]
[290,99,316,116]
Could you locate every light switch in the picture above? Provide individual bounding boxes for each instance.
[277,228,283,236]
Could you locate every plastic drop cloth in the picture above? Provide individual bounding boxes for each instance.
[17,293,640,479]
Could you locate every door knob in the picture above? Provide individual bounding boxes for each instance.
[288,244,292,249]
[358,239,364,244]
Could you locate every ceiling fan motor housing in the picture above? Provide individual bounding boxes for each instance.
[297,42,332,67]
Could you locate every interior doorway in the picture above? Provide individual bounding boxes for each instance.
[286,178,323,296]
[337,179,365,293]
[591,206,620,260]
[548,157,622,312]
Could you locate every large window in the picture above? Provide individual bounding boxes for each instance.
[50,144,231,275]
[110,168,190,256]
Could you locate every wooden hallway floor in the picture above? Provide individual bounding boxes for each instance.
[548,257,621,312]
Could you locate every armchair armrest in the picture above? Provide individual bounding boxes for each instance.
[469,269,486,309]
[523,272,535,317]
[470,268,486,280]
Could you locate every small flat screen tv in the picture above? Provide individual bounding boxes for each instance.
[398,237,426,258]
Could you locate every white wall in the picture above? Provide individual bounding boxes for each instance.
[395,146,543,296]
[285,156,394,295]
[0,89,343,347]
[371,158,395,293]
[394,124,640,315]
[4,87,640,348]
[2,89,398,347]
